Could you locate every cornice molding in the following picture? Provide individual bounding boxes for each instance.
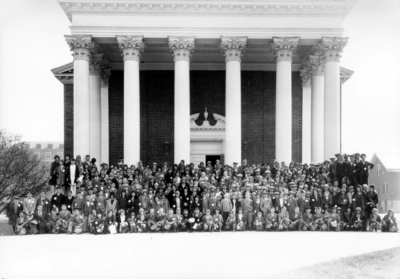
[308,54,325,76]
[59,1,357,22]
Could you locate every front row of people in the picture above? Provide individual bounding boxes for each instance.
[14,204,397,235]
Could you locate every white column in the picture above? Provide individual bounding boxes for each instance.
[65,35,92,158]
[300,67,312,164]
[220,36,247,165]
[116,36,145,166]
[168,36,195,164]
[89,54,102,163]
[309,55,325,163]
[320,37,348,159]
[100,69,111,164]
[271,37,299,164]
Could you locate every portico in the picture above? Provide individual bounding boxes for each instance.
[53,0,356,166]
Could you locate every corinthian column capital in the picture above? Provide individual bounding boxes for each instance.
[168,36,195,62]
[317,37,348,63]
[220,36,247,62]
[65,35,93,61]
[271,37,299,63]
[116,36,145,62]
[309,55,325,76]
[299,66,312,87]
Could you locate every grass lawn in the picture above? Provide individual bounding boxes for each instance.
[271,246,400,279]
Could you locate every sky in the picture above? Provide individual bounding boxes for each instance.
[0,0,399,159]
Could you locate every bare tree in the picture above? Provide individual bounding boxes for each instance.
[0,130,51,213]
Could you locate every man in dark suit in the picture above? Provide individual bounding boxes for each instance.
[328,157,337,183]
[82,194,95,232]
[7,196,24,234]
[64,190,75,213]
[335,154,348,187]
[36,191,51,214]
[51,186,65,212]
[365,185,379,230]
[357,154,374,185]
[347,155,359,187]
[34,205,49,234]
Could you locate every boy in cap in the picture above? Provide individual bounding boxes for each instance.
[289,207,304,231]
[147,208,157,232]
[58,204,72,233]
[72,191,84,213]
[265,207,279,231]
[322,204,332,231]
[368,208,381,232]
[179,208,190,232]
[302,207,315,231]
[136,208,147,232]
[127,211,137,233]
[116,209,129,233]
[15,212,28,235]
[36,191,51,215]
[155,208,166,232]
[35,205,48,234]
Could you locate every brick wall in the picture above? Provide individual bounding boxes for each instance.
[64,84,73,158]
[140,71,175,166]
[292,72,303,163]
[66,70,303,165]
[108,71,124,164]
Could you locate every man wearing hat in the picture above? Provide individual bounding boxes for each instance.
[22,192,36,215]
[347,155,358,187]
[357,154,374,185]
[347,186,355,211]
[36,191,51,215]
[365,185,379,230]
[265,207,279,231]
[335,154,348,187]
[337,188,349,218]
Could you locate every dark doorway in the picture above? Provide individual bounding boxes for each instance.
[205,155,221,166]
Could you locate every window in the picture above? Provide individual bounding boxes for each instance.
[384,182,388,194]
[377,164,381,176]
[377,184,380,194]
[45,152,51,160]
[57,152,64,158]
[34,152,40,159]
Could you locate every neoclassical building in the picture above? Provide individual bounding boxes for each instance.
[52,0,356,167]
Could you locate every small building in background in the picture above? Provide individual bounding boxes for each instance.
[369,152,400,213]
[28,142,64,163]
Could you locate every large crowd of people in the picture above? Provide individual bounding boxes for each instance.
[7,153,398,235]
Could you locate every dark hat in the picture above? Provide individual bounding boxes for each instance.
[356,207,361,211]
[361,154,366,157]
[305,206,311,210]
[330,157,336,161]
[323,203,329,208]
[355,153,360,156]
[335,153,341,157]
[350,154,355,158]
[56,186,61,189]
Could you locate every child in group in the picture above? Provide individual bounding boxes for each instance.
[47,209,60,234]
[322,204,332,231]
[382,209,398,232]
[116,209,129,233]
[225,211,236,231]
[203,209,214,232]
[93,212,104,235]
[136,208,147,233]
[368,208,381,232]
[313,207,326,231]
[236,208,245,231]
[302,207,315,231]
[26,212,38,235]
[289,207,303,231]
[164,209,177,232]
[88,209,97,234]
[253,211,264,231]
[213,209,223,232]
[128,212,137,233]
[278,207,290,231]
[329,207,341,232]
[342,207,353,231]
[16,212,28,235]
[68,209,84,234]
[104,210,116,234]
[265,207,278,231]
[192,207,203,232]
[352,207,364,231]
